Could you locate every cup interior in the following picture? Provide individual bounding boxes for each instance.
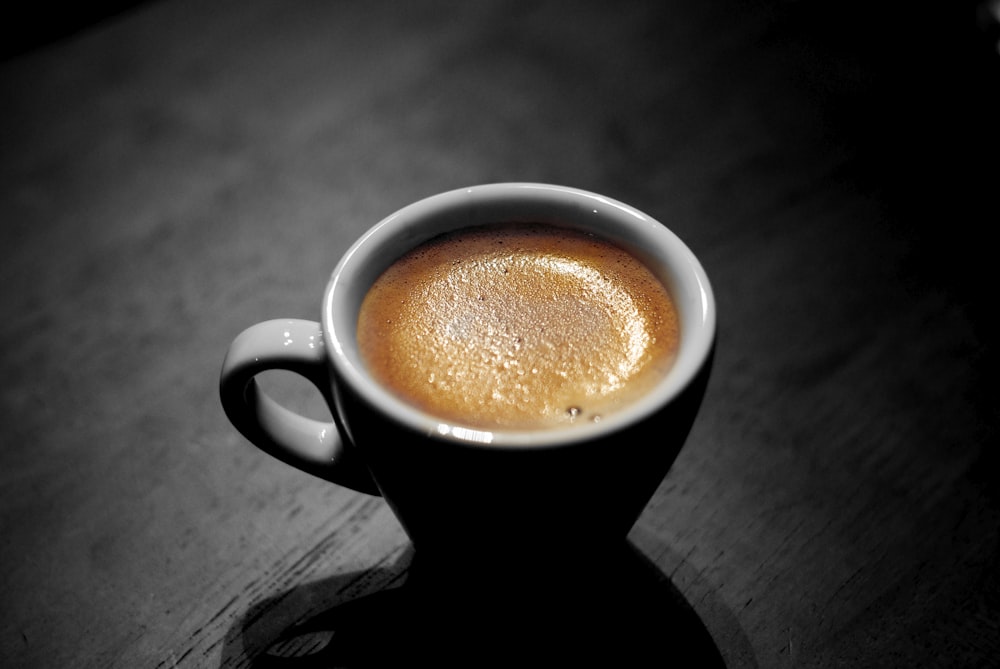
[323,183,715,447]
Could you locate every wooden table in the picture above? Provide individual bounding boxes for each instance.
[2,1,997,666]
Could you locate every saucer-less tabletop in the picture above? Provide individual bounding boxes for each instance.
[2,1,996,666]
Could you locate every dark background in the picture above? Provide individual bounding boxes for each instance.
[11,0,995,332]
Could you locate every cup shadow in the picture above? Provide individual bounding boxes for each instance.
[218,541,726,667]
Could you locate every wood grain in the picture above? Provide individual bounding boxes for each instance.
[1,1,996,667]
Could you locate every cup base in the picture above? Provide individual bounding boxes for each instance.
[243,541,725,667]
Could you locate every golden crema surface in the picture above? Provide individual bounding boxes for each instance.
[357,223,679,431]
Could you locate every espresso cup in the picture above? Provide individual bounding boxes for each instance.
[220,183,715,576]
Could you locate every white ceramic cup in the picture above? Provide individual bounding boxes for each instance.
[220,183,715,568]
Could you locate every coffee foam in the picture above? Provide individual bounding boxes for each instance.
[357,223,679,431]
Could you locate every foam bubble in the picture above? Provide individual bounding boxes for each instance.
[357,223,679,431]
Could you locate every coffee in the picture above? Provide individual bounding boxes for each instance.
[357,223,680,431]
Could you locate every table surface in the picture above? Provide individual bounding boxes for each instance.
[2,1,998,667]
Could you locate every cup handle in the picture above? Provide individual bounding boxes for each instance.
[219,318,379,495]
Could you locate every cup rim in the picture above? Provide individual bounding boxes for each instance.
[323,182,715,449]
